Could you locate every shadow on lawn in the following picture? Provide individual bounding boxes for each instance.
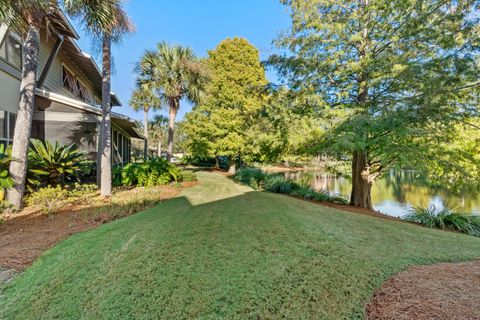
[0,184,189,271]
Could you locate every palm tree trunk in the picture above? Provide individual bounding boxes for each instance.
[143,108,149,159]
[157,139,162,157]
[7,26,40,209]
[100,33,112,197]
[167,99,178,162]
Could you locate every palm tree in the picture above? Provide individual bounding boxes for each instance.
[3,0,58,208]
[149,115,169,157]
[64,0,134,197]
[129,84,161,159]
[137,42,208,162]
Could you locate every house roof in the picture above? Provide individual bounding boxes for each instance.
[61,38,121,107]
[49,10,80,40]
[52,10,122,107]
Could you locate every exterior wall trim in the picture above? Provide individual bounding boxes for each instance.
[35,88,135,123]
[0,58,21,80]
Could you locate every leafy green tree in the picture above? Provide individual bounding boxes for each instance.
[130,85,161,158]
[65,0,134,197]
[136,42,208,162]
[271,0,480,208]
[415,119,480,193]
[184,38,268,173]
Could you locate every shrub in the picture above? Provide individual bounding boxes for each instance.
[234,168,267,190]
[0,144,13,189]
[404,206,480,237]
[235,168,349,204]
[28,139,92,189]
[292,185,349,205]
[0,200,13,217]
[27,186,69,215]
[116,158,181,187]
[263,174,299,194]
[291,185,318,200]
[68,183,98,204]
[178,170,197,182]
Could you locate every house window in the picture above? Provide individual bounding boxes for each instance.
[77,80,92,104]
[0,110,16,146]
[0,33,22,70]
[62,67,78,95]
[62,66,92,104]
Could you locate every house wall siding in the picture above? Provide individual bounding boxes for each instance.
[0,71,20,114]
[37,31,97,103]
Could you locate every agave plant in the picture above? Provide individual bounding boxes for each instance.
[0,144,13,189]
[28,139,92,188]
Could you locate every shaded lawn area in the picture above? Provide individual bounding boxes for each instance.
[1,172,480,319]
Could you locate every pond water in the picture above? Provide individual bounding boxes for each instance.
[285,170,480,217]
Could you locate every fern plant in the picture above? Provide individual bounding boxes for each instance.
[117,157,183,187]
[28,139,92,188]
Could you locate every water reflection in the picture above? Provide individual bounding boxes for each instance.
[286,170,480,217]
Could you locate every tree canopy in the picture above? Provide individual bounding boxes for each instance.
[270,0,480,207]
[183,37,268,171]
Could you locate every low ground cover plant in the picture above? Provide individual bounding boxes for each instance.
[404,206,480,237]
[27,186,69,215]
[26,183,98,215]
[234,168,348,205]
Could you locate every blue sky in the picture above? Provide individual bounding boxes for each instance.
[71,0,291,122]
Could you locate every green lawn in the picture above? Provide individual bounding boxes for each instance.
[1,172,480,319]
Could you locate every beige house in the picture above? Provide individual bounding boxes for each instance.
[0,12,141,176]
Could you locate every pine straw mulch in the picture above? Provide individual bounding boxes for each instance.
[366,260,480,320]
[0,182,195,271]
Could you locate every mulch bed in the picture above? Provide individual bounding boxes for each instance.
[366,261,480,320]
[0,184,191,271]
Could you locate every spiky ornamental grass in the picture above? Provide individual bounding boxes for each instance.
[404,206,480,237]
[234,168,349,204]
[233,168,267,190]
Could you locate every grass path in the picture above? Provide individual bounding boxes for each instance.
[1,172,480,319]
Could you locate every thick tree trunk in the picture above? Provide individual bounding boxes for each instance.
[100,34,112,197]
[157,140,162,157]
[215,156,219,169]
[7,26,40,209]
[228,157,236,175]
[167,100,178,162]
[350,150,373,209]
[143,108,149,159]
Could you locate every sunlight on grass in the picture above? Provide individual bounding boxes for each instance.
[181,172,253,206]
